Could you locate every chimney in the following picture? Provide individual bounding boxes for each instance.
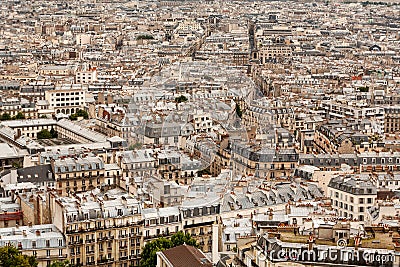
[121,196,127,207]
[211,223,219,264]
[286,203,291,215]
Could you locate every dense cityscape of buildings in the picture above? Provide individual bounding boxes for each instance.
[0,0,400,266]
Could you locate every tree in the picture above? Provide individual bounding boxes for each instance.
[174,95,188,103]
[235,103,242,118]
[129,142,142,150]
[76,109,89,119]
[50,127,58,138]
[69,109,88,120]
[14,112,25,120]
[139,232,198,267]
[170,231,198,247]
[0,245,37,267]
[139,238,172,267]
[49,260,71,267]
[37,129,53,139]
[0,113,11,121]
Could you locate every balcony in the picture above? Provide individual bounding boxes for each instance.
[85,239,95,243]
[98,258,114,264]
[66,229,79,234]
[120,256,129,261]
[37,254,68,260]
[86,250,95,255]
[69,239,83,245]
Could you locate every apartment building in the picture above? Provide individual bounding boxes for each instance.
[118,149,158,178]
[157,150,201,185]
[209,146,231,176]
[51,156,107,196]
[0,143,24,169]
[257,44,292,63]
[142,207,181,243]
[0,224,67,267]
[76,68,97,84]
[384,106,400,134]
[40,65,75,77]
[328,174,377,221]
[45,85,86,115]
[0,118,108,145]
[320,101,385,133]
[181,195,220,253]
[19,82,55,102]
[0,119,56,139]
[147,177,184,208]
[188,111,213,133]
[52,190,143,267]
[359,151,400,173]
[0,197,23,228]
[231,142,298,180]
[139,122,182,148]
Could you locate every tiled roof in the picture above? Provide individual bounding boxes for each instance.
[160,244,212,267]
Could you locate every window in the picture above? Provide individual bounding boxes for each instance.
[359,198,364,204]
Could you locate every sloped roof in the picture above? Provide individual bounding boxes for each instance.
[160,244,212,267]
